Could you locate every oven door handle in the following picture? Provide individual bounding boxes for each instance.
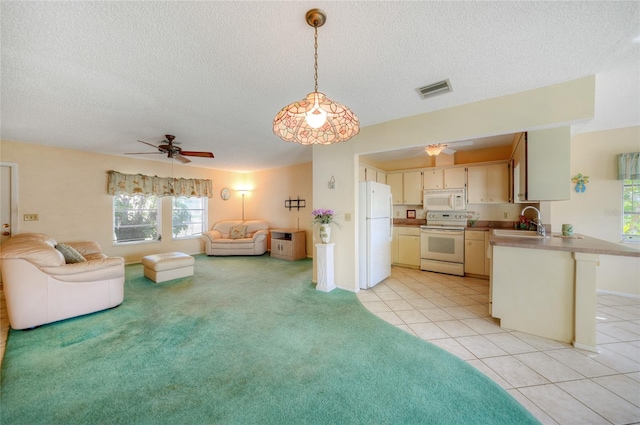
[421,229,465,236]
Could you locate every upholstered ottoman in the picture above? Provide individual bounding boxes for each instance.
[142,252,194,283]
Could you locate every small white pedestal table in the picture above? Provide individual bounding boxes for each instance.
[315,243,335,292]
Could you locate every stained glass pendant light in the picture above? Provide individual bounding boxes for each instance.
[273,9,360,145]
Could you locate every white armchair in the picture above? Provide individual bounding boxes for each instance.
[0,233,125,330]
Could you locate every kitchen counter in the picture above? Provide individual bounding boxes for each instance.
[490,233,640,257]
[489,232,638,353]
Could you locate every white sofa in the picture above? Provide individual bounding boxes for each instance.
[0,233,125,330]
[201,220,269,256]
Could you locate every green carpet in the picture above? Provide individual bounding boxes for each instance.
[1,255,539,424]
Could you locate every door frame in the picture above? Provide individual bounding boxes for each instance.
[0,162,19,240]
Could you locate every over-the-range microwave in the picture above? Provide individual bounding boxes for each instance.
[423,188,466,211]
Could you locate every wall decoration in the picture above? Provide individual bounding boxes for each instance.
[572,173,589,193]
[285,197,306,211]
[406,210,416,219]
[220,187,231,200]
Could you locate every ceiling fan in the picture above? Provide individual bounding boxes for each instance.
[126,135,214,164]
[423,140,474,156]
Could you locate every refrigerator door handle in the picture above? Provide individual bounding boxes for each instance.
[389,194,393,241]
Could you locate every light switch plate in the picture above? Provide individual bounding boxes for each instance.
[24,214,39,221]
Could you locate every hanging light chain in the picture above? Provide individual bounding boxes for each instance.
[313,24,319,93]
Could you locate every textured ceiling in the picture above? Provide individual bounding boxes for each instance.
[2,1,639,171]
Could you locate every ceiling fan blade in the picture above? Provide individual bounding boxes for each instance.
[180,151,215,158]
[137,140,160,149]
[442,148,456,154]
[125,152,164,155]
[174,154,191,164]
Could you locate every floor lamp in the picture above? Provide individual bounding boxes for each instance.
[239,190,249,220]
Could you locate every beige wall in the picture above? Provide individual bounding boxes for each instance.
[313,76,597,292]
[549,126,640,296]
[246,163,314,256]
[0,139,312,263]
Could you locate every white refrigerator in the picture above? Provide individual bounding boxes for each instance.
[359,181,392,289]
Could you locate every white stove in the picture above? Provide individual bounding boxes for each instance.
[420,211,467,276]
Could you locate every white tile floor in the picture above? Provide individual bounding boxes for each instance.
[358,266,640,425]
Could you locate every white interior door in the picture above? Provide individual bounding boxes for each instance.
[0,163,18,245]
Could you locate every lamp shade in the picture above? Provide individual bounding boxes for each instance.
[273,92,360,145]
[425,144,446,156]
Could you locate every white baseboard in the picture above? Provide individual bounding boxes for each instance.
[596,289,640,300]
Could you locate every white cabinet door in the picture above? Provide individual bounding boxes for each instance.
[398,235,421,267]
[391,227,399,264]
[444,168,466,189]
[467,164,509,204]
[464,230,486,275]
[527,127,570,201]
[387,173,403,205]
[423,169,443,190]
[512,133,527,203]
[359,164,367,182]
[376,171,387,184]
[487,163,509,203]
[467,166,489,204]
[403,171,423,204]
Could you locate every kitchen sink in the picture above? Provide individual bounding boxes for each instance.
[491,229,550,239]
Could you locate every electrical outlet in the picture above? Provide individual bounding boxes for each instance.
[503,212,510,219]
[24,213,39,221]
[395,211,400,217]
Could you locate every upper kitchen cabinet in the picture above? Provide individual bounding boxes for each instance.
[403,170,423,204]
[467,163,510,204]
[423,167,466,190]
[359,164,387,183]
[388,170,423,205]
[512,127,570,202]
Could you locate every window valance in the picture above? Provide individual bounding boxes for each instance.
[107,171,213,198]
[617,152,640,180]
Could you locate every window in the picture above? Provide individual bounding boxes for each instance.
[622,179,640,243]
[113,193,160,244]
[172,197,207,239]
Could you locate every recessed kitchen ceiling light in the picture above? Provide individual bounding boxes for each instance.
[416,79,452,99]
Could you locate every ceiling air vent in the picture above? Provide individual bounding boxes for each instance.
[416,79,452,99]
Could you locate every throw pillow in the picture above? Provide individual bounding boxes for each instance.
[55,243,87,264]
[229,225,247,239]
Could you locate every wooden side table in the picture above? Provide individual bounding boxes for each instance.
[270,229,306,261]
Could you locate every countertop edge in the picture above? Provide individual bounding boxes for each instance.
[489,234,640,258]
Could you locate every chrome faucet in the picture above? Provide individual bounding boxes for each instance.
[521,206,546,237]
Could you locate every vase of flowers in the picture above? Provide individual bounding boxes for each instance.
[312,208,340,243]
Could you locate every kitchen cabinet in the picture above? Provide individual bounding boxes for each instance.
[464,230,488,276]
[359,164,387,183]
[423,167,466,190]
[387,173,403,204]
[467,163,509,204]
[403,171,423,204]
[512,127,570,202]
[395,226,421,268]
[388,171,422,205]
[391,227,399,264]
[270,229,306,261]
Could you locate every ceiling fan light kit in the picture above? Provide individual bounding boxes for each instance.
[425,144,447,156]
[273,9,360,145]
